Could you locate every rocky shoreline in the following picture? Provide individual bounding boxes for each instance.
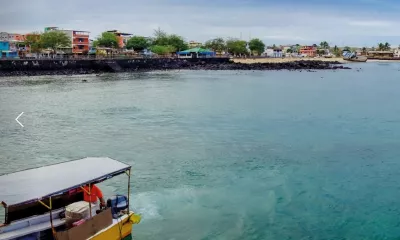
[0,59,350,77]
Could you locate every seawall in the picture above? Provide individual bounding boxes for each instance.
[0,58,230,72]
[0,58,348,77]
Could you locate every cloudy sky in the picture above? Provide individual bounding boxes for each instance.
[1,0,399,47]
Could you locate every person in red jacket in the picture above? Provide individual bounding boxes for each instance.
[83,184,106,208]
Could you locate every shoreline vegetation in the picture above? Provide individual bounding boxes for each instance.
[0,58,350,77]
[12,28,399,61]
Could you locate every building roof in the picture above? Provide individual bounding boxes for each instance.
[0,157,130,207]
[177,47,214,54]
[106,30,132,36]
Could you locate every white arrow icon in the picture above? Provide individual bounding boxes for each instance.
[15,112,24,127]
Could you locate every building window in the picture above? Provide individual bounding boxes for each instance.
[78,45,84,49]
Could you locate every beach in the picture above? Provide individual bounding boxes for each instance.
[233,57,346,64]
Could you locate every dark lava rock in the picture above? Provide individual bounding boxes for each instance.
[0,59,349,77]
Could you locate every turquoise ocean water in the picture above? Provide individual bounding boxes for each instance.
[1,63,400,239]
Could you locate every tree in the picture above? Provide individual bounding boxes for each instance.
[150,45,175,55]
[377,43,384,51]
[39,31,71,54]
[286,48,293,53]
[96,32,118,48]
[317,49,325,55]
[332,45,340,57]
[362,47,367,55]
[126,36,150,51]
[343,46,351,52]
[248,38,265,55]
[153,27,167,39]
[384,42,390,51]
[167,34,188,51]
[320,41,329,49]
[204,38,226,53]
[92,40,99,47]
[226,39,248,55]
[24,32,42,54]
[312,43,318,47]
[151,28,188,52]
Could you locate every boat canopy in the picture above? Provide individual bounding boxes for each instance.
[0,157,130,207]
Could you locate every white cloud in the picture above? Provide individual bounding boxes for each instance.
[348,20,394,27]
[263,35,307,41]
[0,0,400,46]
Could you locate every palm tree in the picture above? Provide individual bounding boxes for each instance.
[384,42,390,51]
[362,47,367,55]
[378,43,385,51]
[320,41,329,50]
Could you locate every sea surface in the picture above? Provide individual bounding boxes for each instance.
[1,63,400,239]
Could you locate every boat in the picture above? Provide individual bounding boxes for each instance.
[0,157,141,240]
[343,51,367,62]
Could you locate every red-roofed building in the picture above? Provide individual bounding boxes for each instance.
[299,46,317,57]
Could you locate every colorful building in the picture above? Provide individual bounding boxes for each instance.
[106,30,133,48]
[0,41,9,55]
[44,27,90,54]
[8,33,24,42]
[299,46,317,57]
[0,41,18,58]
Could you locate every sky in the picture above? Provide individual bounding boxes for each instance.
[1,0,400,47]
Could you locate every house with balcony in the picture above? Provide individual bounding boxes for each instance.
[299,46,317,57]
[44,27,90,55]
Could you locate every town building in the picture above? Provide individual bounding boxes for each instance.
[44,27,90,54]
[392,48,400,58]
[367,51,394,58]
[106,30,133,48]
[8,33,24,42]
[299,46,317,57]
[0,32,9,41]
[188,41,202,48]
[0,41,17,58]
[0,41,9,57]
[0,32,25,42]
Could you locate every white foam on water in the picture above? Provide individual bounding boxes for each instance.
[131,191,162,221]
[131,186,204,222]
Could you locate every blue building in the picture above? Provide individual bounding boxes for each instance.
[0,41,9,55]
[0,41,18,58]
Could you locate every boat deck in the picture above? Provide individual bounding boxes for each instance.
[0,218,65,240]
